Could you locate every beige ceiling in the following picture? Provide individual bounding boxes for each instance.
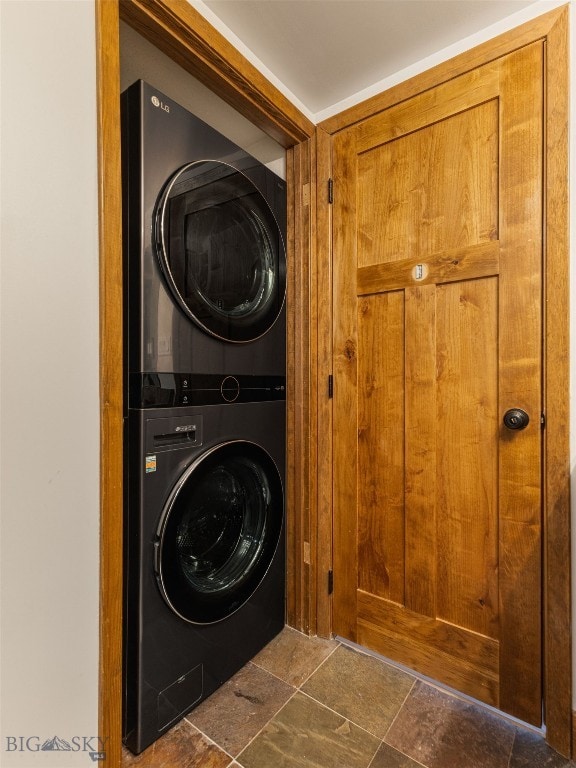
[198,0,548,119]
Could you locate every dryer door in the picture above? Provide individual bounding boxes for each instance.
[155,440,283,624]
[155,160,286,343]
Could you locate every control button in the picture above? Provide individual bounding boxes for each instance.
[221,376,240,403]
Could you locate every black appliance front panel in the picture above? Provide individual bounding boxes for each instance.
[123,402,286,754]
[129,372,286,409]
[156,160,286,342]
[121,80,287,382]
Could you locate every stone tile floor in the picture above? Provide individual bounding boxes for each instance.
[122,626,575,768]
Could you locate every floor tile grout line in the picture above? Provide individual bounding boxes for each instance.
[183,654,300,763]
[249,637,427,747]
[338,635,548,746]
[249,639,343,698]
[382,680,418,744]
[505,728,520,768]
[182,631,336,766]
[295,637,343,690]
[294,640,423,748]
[234,687,388,768]
[296,688,394,744]
[232,685,303,765]
[365,736,429,768]
[249,634,341,691]
[380,679,520,768]
[366,745,381,768]
[192,641,400,767]
[188,682,299,763]
[233,685,392,767]
[241,659,297,691]
[380,677,418,748]
[361,733,384,768]
[181,716,237,762]
[249,632,425,742]
[198,634,410,764]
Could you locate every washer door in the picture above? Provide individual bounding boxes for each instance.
[155,160,286,343]
[155,441,284,624]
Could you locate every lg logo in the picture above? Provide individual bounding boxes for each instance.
[151,95,170,113]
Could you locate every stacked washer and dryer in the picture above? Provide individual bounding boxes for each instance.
[121,81,287,755]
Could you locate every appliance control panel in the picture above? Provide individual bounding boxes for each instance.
[130,372,286,409]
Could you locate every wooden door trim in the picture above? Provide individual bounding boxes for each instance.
[118,0,314,147]
[319,5,567,135]
[541,6,571,756]
[96,1,315,765]
[286,138,315,632]
[96,3,123,767]
[314,126,334,638]
[321,6,570,755]
[285,130,332,637]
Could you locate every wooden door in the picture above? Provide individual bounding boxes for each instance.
[332,42,543,725]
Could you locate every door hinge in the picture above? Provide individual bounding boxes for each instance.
[328,178,334,204]
[328,570,334,595]
[328,374,333,398]
[541,412,546,429]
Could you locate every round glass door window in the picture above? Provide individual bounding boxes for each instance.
[155,160,286,343]
[155,441,284,624]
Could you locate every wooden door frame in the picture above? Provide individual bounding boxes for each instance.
[318,5,571,755]
[97,1,570,764]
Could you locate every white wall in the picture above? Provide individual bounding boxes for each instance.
[0,2,100,766]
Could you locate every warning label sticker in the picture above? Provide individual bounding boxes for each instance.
[145,455,157,473]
